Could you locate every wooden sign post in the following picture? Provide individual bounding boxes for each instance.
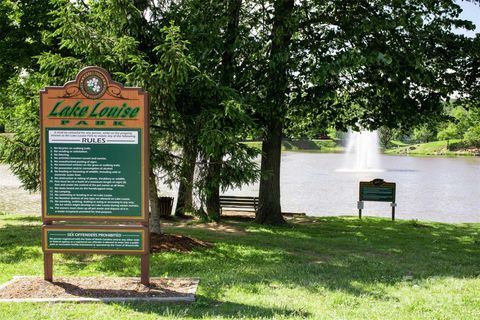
[358,179,396,221]
[40,66,150,285]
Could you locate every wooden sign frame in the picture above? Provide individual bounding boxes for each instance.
[40,66,150,285]
[40,67,149,223]
[358,179,397,221]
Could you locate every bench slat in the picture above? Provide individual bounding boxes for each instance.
[219,195,258,212]
[220,201,257,205]
[220,200,257,204]
[220,197,258,201]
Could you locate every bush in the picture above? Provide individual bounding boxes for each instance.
[412,124,436,143]
[437,123,460,142]
[464,125,480,147]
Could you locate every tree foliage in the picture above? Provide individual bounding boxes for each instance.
[242,0,479,223]
[0,0,478,226]
[0,0,56,86]
[1,0,260,223]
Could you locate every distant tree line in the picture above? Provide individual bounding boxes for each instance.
[378,102,480,149]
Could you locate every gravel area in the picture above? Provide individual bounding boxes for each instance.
[0,276,198,302]
[0,164,41,215]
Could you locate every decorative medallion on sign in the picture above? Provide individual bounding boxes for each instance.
[79,70,107,99]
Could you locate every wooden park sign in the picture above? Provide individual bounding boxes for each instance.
[358,179,396,221]
[40,66,150,284]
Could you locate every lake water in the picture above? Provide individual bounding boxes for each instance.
[1,153,479,223]
[222,153,480,223]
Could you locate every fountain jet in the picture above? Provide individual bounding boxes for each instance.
[337,130,384,172]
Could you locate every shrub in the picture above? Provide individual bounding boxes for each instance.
[464,124,480,147]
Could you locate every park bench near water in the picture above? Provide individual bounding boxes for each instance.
[219,195,259,214]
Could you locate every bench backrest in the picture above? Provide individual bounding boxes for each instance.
[219,196,258,209]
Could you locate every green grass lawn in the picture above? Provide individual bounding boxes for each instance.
[281,139,343,153]
[1,213,480,319]
[244,139,343,153]
[385,139,476,156]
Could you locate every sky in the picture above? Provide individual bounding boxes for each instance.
[456,0,480,37]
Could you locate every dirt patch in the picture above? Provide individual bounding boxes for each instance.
[221,210,305,219]
[0,276,198,301]
[221,210,255,221]
[164,222,247,234]
[151,233,212,253]
[465,147,480,156]
[161,211,307,235]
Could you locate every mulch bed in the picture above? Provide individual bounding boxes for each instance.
[0,233,208,302]
[150,233,212,253]
[0,277,198,302]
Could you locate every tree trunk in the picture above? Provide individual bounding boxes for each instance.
[206,156,221,221]
[175,139,197,216]
[255,119,285,225]
[149,168,161,234]
[255,0,294,225]
[222,0,242,85]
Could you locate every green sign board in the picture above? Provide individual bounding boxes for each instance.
[43,226,147,254]
[44,128,143,219]
[360,186,395,202]
[41,66,149,222]
[359,180,396,202]
[358,179,397,221]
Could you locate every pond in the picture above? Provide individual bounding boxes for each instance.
[1,153,479,223]
[224,153,480,223]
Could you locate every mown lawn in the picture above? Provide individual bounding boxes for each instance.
[385,139,476,156]
[1,213,480,319]
[244,139,343,153]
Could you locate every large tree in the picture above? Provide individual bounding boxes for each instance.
[0,0,55,87]
[245,0,479,224]
[1,0,260,226]
[0,0,57,132]
[164,0,259,221]
[255,0,295,225]
[205,0,244,219]
[2,0,478,227]
[0,0,198,234]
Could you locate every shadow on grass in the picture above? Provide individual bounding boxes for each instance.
[0,225,40,246]
[153,216,480,300]
[51,280,191,299]
[2,215,480,311]
[2,215,40,223]
[0,225,41,263]
[122,295,311,319]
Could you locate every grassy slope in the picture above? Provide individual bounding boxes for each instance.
[1,213,480,319]
[385,140,476,156]
[244,139,343,153]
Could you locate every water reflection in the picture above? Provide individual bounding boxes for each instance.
[1,153,478,223]
[225,153,480,223]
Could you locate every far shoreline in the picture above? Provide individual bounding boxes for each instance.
[243,139,480,157]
